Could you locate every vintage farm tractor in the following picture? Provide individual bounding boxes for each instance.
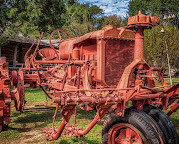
[0,11,179,143]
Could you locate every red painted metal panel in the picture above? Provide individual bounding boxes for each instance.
[105,39,134,86]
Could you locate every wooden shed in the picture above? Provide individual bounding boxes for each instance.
[0,34,50,69]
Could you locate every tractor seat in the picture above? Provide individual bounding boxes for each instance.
[38,48,58,60]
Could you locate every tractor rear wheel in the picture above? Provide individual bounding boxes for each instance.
[143,105,178,144]
[102,109,165,144]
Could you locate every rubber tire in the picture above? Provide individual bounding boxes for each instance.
[102,109,165,144]
[144,105,178,144]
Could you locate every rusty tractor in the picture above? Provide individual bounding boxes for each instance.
[0,11,179,143]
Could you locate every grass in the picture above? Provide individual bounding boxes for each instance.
[164,77,179,85]
[0,87,103,144]
[0,78,178,143]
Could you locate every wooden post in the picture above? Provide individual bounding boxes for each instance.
[18,44,22,63]
[13,46,17,67]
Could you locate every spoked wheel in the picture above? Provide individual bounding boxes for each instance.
[49,29,71,59]
[102,109,165,144]
[143,105,178,144]
[49,29,71,47]
[108,123,144,144]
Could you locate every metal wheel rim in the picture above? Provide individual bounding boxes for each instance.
[108,123,144,144]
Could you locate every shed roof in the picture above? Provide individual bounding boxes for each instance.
[1,33,51,46]
[10,34,49,46]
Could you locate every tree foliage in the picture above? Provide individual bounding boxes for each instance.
[128,0,179,69]
[0,0,124,40]
[0,0,103,39]
[1,0,67,39]
[63,0,103,37]
[144,25,179,69]
[101,15,122,28]
[128,0,179,27]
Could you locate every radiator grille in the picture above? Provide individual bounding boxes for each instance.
[105,40,134,86]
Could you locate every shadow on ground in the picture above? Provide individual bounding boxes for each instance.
[8,107,103,140]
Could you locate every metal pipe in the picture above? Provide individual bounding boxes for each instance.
[35,60,85,65]
[65,110,107,136]
[48,108,74,141]
[53,96,124,104]
[134,27,144,60]
[77,114,101,135]
[53,92,168,104]
[22,68,48,71]
[131,93,164,100]
[65,113,101,136]
[167,101,179,116]
[49,118,67,140]
[55,88,133,93]
[39,85,52,99]
[32,32,44,57]
[24,41,36,63]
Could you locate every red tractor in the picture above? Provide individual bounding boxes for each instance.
[0,11,178,143]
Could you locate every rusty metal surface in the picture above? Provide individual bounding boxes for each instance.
[58,25,135,61]
[11,69,25,112]
[128,11,160,28]
[0,57,11,132]
[108,123,143,143]
[38,48,57,60]
[167,100,179,116]
[105,39,134,86]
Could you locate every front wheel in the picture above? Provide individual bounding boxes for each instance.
[102,109,165,144]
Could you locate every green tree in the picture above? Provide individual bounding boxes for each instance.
[0,0,12,46]
[128,0,179,70]
[101,15,122,28]
[0,0,104,43]
[63,0,103,37]
[128,0,149,16]
[6,0,66,38]
[128,0,179,27]
[144,25,179,69]
[7,0,41,37]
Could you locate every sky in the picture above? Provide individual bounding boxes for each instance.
[78,0,130,18]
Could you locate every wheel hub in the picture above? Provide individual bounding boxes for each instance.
[108,123,143,144]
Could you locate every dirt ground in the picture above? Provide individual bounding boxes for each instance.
[7,130,44,144]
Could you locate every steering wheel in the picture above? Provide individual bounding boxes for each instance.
[49,29,71,48]
[49,29,71,59]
